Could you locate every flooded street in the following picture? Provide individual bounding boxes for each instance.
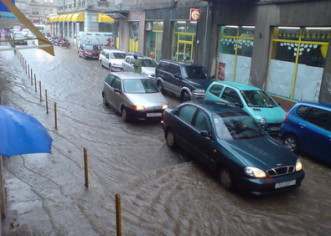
[1,44,331,236]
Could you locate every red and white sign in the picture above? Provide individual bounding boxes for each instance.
[190,9,201,21]
[217,62,225,81]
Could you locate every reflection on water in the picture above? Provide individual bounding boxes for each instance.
[0,45,330,236]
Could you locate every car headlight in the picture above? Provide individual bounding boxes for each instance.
[162,104,169,110]
[130,105,145,111]
[259,118,266,126]
[296,159,303,171]
[245,166,267,178]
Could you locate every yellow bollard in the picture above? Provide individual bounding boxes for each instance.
[54,102,58,130]
[45,90,49,114]
[116,194,122,236]
[84,148,89,188]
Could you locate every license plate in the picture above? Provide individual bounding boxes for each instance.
[147,113,162,117]
[270,126,280,131]
[275,180,296,189]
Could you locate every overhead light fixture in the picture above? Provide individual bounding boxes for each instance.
[278,27,300,30]
[225,25,238,28]
[305,27,331,30]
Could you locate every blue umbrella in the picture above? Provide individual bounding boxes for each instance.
[0,105,52,157]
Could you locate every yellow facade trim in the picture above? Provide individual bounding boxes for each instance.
[71,12,84,22]
[98,13,114,23]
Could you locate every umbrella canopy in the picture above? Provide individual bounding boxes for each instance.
[0,105,52,157]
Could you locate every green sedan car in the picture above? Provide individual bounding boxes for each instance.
[161,101,305,195]
[204,81,286,135]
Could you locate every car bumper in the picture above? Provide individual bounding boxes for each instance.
[264,123,282,135]
[126,108,165,120]
[111,66,123,72]
[237,170,305,195]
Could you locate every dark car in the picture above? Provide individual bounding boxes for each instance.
[162,101,305,195]
[279,102,331,165]
[154,60,214,101]
[78,44,100,59]
[10,32,28,46]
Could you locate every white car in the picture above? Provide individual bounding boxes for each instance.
[122,56,157,78]
[99,49,126,71]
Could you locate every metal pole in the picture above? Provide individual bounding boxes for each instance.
[30,68,33,81]
[54,102,58,130]
[116,194,122,236]
[84,148,89,188]
[39,81,42,102]
[45,89,49,114]
[34,75,37,92]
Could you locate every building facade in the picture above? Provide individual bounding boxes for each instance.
[48,0,331,107]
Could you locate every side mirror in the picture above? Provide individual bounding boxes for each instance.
[200,130,211,138]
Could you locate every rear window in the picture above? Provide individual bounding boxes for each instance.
[158,61,169,71]
[111,52,126,59]
[123,79,159,93]
[208,84,224,97]
[182,65,209,80]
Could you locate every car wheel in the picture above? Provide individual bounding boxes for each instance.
[219,167,234,190]
[157,81,165,94]
[102,92,109,107]
[181,91,191,102]
[165,130,176,148]
[121,107,129,122]
[283,134,298,153]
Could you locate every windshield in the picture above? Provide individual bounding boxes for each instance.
[241,90,278,107]
[123,79,159,93]
[140,59,157,67]
[111,52,126,59]
[182,65,209,79]
[85,45,99,50]
[213,112,264,140]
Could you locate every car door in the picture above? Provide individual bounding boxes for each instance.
[165,64,182,96]
[173,105,198,151]
[220,87,244,108]
[191,109,218,169]
[103,74,116,105]
[107,77,123,112]
[300,107,331,160]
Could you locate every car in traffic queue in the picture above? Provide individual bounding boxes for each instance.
[161,100,305,195]
[122,55,158,78]
[78,44,101,59]
[10,32,28,46]
[279,101,331,165]
[102,72,169,122]
[154,60,214,101]
[204,81,286,135]
[99,49,126,71]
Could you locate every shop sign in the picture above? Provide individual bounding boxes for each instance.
[190,9,201,21]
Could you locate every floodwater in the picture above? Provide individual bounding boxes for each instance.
[0,43,331,236]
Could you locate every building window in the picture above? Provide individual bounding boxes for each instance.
[217,25,255,82]
[145,21,163,61]
[267,26,331,102]
[172,21,197,62]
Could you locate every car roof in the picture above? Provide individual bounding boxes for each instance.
[110,72,151,79]
[294,101,331,110]
[183,100,246,115]
[212,81,261,91]
[102,49,124,53]
[159,59,204,67]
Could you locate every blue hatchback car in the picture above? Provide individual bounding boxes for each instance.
[279,102,331,164]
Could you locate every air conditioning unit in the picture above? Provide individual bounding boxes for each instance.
[145,22,153,31]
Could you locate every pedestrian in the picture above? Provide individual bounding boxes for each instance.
[133,55,142,73]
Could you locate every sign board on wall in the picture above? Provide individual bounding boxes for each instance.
[190,9,201,22]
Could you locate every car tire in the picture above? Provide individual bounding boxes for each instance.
[219,167,234,190]
[181,91,191,102]
[283,134,299,153]
[157,81,166,94]
[121,107,129,122]
[165,130,176,148]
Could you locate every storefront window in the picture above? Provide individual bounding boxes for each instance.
[267,27,330,102]
[129,21,139,52]
[145,21,163,61]
[172,21,197,62]
[217,25,255,83]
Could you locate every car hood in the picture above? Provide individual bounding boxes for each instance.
[245,106,286,123]
[220,136,298,169]
[125,92,168,107]
[184,79,214,90]
[141,67,156,75]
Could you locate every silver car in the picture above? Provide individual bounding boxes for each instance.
[99,49,126,71]
[122,56,157,78]
[102,72,169,122]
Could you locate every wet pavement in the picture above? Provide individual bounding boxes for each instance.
[0,42,331,236]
